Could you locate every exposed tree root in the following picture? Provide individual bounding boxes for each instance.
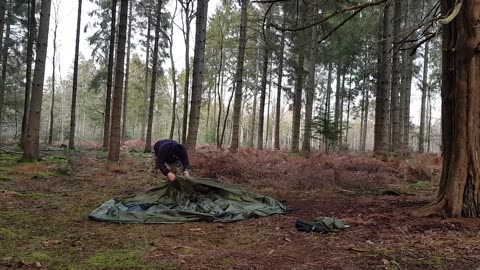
[411,197,447,217]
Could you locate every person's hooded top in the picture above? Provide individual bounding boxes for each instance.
[153,139,191,176]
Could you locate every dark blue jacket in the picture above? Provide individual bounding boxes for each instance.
[153,140,191,176]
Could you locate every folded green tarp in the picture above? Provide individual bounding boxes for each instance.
[89,176,287,223]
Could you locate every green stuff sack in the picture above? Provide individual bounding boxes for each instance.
[89,176,287,223]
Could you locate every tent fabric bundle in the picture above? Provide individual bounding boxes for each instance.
[89,176,287,223]
[295,217,348,233]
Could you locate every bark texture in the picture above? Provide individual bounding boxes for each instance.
[186,0,208,151]
[413,0,480,218]
[108,0,128,161]
[23,0,51,160]
[229,0,247,153]
[69,0,82,149]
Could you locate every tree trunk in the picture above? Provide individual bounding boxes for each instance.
[389,0,402,152]
[257,44,270,150]
[291,53,304,153]
[338,72,346,146]
[22,0,51,160]
[69,0,82,149]
[249,82,257,148]
[418,41,429,153]
[21,0,36,147]
[186,0,208,150]
[121,1,133,143]
[265,61,272,148]
[402,57,413,153]
[141,17,151,142]
[427,88,432,152]
[229,0,247,153]
[220,85,235,147]
[274,28,285,150]
[48,21,58,145]
[181,2,193,145]
[108,0,128,161]
[215,38,224,147]
[345,74,352,149]
[374,1,392,154]
[103,0,117,149]
[334,62,342,149]
[169,8,178,140]
[0,7,9,139]
[325,62,333,152]
[144,0,162,153]
[302,25,317,156]
[0,0,5,53]
[413,0,480,218]
[360,83,366,151]
[362,88,369,151]
[401,0,413,153]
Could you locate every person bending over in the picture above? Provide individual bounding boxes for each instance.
[153,139,191,182]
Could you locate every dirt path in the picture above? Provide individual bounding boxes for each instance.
[1,150,479,269]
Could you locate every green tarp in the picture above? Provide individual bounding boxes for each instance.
[89,176,287,223]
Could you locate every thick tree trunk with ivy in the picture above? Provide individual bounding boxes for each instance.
[69,0,82,149]
[185,0,208,151]
[374,1,391,154]
[108,0,128,161]
[291,53,304,153]
[22,0,51,160]
[302,25,317,156]
[103,0,117,149]
[418,41,429,153]
[121,1,133,143]
[144,0,162,153]
[229,0,247,153]
[413,0,480,218]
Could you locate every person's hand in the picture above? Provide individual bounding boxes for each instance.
[183,170,190,177]
[167,172,176,182]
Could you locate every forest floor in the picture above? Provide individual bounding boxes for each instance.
[1,142,479,270]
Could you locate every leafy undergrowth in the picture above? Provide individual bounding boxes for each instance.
[0,145,479,270]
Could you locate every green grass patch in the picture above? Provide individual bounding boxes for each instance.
[422,256,445,267]
[14,192,47,199]
[0,210,40,223]
[18,251,54,263]
[0,152,21,178]
[408,181,433,191]
[0,175,13,182]
[86,250,146,269]
[221,257,235,266]
[0,227,16,239]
